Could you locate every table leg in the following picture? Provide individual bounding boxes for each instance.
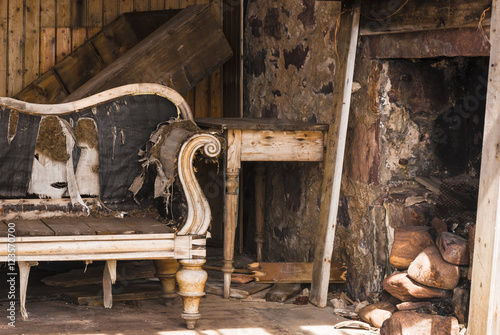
[255,163,265,262]
[223,129,241,299]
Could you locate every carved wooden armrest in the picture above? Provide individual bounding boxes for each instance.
[176,133,222,236]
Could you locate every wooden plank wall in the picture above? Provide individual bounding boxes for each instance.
[0,0,223,118]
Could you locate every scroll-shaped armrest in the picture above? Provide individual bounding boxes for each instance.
[176,133,222,235]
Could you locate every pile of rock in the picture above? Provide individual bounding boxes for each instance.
[358,218,472,335]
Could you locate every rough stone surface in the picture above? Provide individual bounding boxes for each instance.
[396,301,432,311]
[452,286,469,324]
[359,301,396,328]
[390,226,435,269]
[408,245,460,290]
[383,272,451,301]
[436,232,469,265]
[431,217,448,236]
[380,311,460,335]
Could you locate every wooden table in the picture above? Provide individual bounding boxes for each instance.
[195,118,329,298]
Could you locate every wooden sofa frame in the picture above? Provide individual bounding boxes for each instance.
[0,83,222,329]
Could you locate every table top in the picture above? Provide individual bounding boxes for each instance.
[195,117,329,131]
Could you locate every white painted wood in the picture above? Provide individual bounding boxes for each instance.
[240,130,324,162]
[0,233,175,243]
[176,133,222,235]
[310,4,361,308]
[103,260,117,308]
[469,0,500,333]
[2,239,176,256]
[0,83,193,120]
[18,261,38,320]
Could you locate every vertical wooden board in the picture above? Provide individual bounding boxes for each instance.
[71,27,87,51]
[56,27,71,62]
[180,0,195,8]
[469,1,500,333]
[196,0,210,4]
[222,0,241,117]
[209,0,222,118]
[56,0,71,27]
[40,0,56,27]
[7,0,24,96]
[183,89,195,115]
[150,0,165,10]
[40,28,56,74]
[310,3,360,308]
[134,0,150,11]
[71,0,87,27]
[195,77,210,118]
[103,0,119,25]
[0,0,8,96]
[24,0,41,86]
[165,0,181,9]
[88,0,103,38]
[119,0,134,13]
[209,69,222,117]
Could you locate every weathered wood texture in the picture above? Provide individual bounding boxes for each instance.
[359,0,492,36]
[63,5,232,104]
[310,3,360,308]
[469,0,500,333]
[0,0,224,118]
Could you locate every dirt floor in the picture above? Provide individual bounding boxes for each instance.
[0,248,371,335]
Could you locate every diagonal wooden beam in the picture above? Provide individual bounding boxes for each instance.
[310,2,360,308]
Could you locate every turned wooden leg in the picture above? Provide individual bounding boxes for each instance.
[154,259,180,305]
[255,163,266,262]
[176,259,207,329]
[18,261,38,320]
[103,260,117,308]
[223,129,242,299]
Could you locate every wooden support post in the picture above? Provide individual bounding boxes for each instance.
[255,163,266,262]
[103,260,117,308]
[154,259,180,305]
[468,0,500,332]
[176,259,207,330]
[18,261,38,320]
[310,3,360,308]
[223,129,241,298]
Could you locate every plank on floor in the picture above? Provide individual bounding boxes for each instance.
[248,262,346,284]
[41,218,96,236]
[9,219,55,236]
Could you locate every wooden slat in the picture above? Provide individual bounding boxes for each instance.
[0,0,8,96]
[240,130,324,162]
[41,218,96,236]
[469,0,500,333]
[15,69,68,103]
[71,27,87,51]
[119,0,134,14]
[103,0,119,25]
[7,0,24,96]
[134,0,150,11]
[180,0,195,7]
[114,217,174,234]
[24,0,40,85]
[40,0,56,27]
[194,76,210,118]
[183,88,195,114]
[248,262,346,284]
[10,220,55,236]
[6,251,184,262]
[56,0,71,26]
[150,0,165,10]
[310,3,360,308]
[71,0,87,27]
[80,218,136,235]
[165,0,181,9]
[56,27,71,62]
[40,28,56,74]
